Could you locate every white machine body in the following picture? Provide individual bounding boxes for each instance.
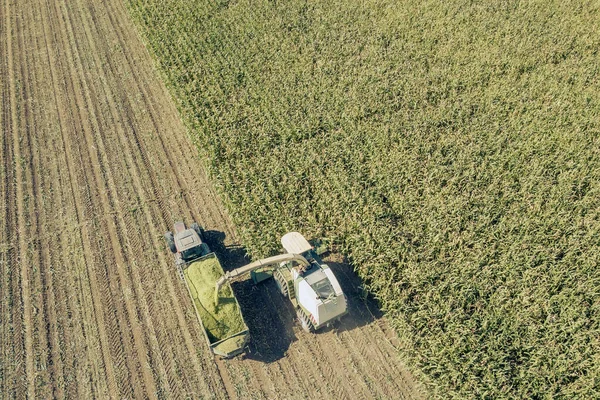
[292,266,347,327]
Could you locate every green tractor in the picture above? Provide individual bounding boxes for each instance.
[164,221,210,278]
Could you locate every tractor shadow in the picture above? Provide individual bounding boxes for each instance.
[202,230,386,362]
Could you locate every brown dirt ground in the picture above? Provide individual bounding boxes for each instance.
[0,0,425,398]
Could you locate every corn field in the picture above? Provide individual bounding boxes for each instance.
[125,0,600,397]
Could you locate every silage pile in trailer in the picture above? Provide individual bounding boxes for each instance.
[184,259,246,343]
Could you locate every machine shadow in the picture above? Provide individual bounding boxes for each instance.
[321,260,384,334]
[202,231,386,361]
[202,230,297,363]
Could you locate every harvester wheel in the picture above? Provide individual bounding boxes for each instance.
[274,270,288,297]
[297,308,315,333]
[164,232,176,253]
[191,223,204,239]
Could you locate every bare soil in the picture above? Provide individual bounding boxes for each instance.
[0,0,424,398]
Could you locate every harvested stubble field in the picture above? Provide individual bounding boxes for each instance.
[0,0,420,398]
[126,0,600,398]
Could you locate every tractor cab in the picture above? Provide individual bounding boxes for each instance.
[177,231,204,262]
[165,221,210,264]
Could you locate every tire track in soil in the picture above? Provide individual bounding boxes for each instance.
[261,290,332,400]
[52,0,156,396]
[39,100,91,398]
[89,1,239,397]
[77,0,229,396]
[28,1,115,397]
[34,5,85,398]
[236,360,275,399]
[38,0,119,396]
[335,263,420,397]
[226,262,423,400]
[335,327,402,398]
[14,2,57,397]
[3,0,35,397]
[56,1,164,397]
[317,284,396,397]
[0,77,6,400]
[230,280,341,399]
[331,320,396,398]
[265,287,348,399]
[0,3,10,396]
[251,289,315,400]
[84,27,198,400]
[64,2,190,396]
[235,306,303,400]
[218,281,302,399]
[294,282,385,398]
[268,358,309,400]
[0,3,13,395]
[267,293,334,399]
[216,324,272,399]
[39,143,80,399]
[220,359,266,399]
[2,0,226,397]
[62,0,227,396]
[307,262,416,398]
[36,1,112,396]
[305,330,373,400]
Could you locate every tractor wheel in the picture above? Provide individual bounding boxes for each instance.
[297,308,315,333]
[190,223,204,239]
[164,232,176,253]
[274,270,288,297]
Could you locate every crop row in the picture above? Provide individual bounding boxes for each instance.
[125,0,600,398]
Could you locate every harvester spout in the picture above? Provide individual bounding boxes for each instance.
[214,253,310,304]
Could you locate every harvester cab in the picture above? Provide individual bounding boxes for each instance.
[215,232,347,333]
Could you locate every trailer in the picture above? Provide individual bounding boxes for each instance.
[181,253,249,358]
[165,222,249,358]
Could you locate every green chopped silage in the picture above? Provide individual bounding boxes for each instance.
[184,257,247,343]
